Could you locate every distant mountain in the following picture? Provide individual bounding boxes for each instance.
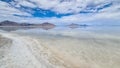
[0,20,56,27]
[0,20,56,31]
[20,23,34,26]
[68,23,89,29]
[68,23,79,29]
[41,22,55,27]
[79,24,88,27]
[40,22,56,30]
[0,20,20,26]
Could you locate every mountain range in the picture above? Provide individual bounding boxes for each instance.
[0,20,56,27]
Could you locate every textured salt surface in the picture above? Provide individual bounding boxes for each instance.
[0,33,72,68]
[0,31,120,68]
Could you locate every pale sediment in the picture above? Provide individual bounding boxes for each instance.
[0,35,12,58]
[0,35,12,48]
[0,34,13,68]
[0,33,73,68]
[0,32,120,68]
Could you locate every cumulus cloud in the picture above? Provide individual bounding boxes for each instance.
[0,1,32,17]
[27,0,119,14]
[16,0,36,8]
[0,0,120,24]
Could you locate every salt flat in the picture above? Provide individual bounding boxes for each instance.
[0,32,73,68]
[0,28,120,68]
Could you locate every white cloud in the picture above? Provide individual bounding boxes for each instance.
[0,1,32,16]
[17,0,37,8]
[27,0,119,14]
[0,0,120,24]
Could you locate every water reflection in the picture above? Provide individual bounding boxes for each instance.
[1,25,119,36]
[0,26,56,31]
[0,27,35,31]
[40,26,56,30]
[0,25,89,31]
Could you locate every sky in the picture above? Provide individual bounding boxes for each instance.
[0,0,120,25]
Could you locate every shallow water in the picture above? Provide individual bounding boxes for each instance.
[0,25,120,68]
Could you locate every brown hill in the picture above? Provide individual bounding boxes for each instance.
[0,20,20,26]
[0,20,56,28]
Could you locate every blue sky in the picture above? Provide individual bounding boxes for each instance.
[0,0,120,24]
